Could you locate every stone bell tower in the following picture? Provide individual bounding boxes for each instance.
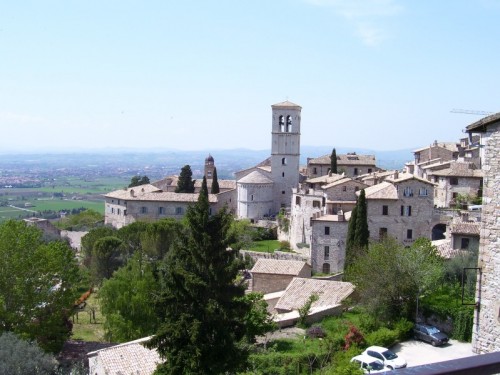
[270,101,301,214]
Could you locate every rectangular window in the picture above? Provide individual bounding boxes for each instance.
[406,206,412,216]
[111,207,114,214]
[158,207,164,215]
[123,209,127,216]
[403,187,414,197]
[382,205,388,215]
[401,205,404,216]
[461,238,470,249]
[313,167,317,174]
[117,208,121,215]
[141,207,147,214]
[354,168,358,175]
[368,168,372,173]
[313,200,320,208]
[401,206,412,216]
[342,186,347,192]
[175,207,183,215]
[407,229,413,239]
[324,246,330,260]
[419,188,428,196]
[325,226,330,235]
[295,196,301,206]
[450,177,459,185]
[282,191,286,194]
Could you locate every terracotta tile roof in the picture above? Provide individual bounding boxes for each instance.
[385,172,435,185]
[274,278,355,312]
[238,170,274,184]
[88,337,162,375]
[466,112,500,132]
[104,185,218,203]
[250,259,308,275]
[308,153,376,166]
[306,173,345,184]
[272,100,302,108]
[153,177,236,190]
[433,240,462,259]
[451,221,480,235]
[413,142,459,153]
[362,182,398,200]
[323,178,366,190]
[429,162,483,178]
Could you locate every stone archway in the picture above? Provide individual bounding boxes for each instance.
[432,223,447,240]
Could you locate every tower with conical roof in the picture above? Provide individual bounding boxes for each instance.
[204,154,215,180]
[270,101,301,213]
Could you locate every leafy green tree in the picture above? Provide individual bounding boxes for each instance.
[239,292,276,343]
[81,226,116,265]
[91,236,124,284]
[330,148,338,174]
[140,219,183,261]
[0,332,57,374]
[56,209,104,231]
[148,180,250,374]
[227,219,254,250]
[349,237,443,321]
[129,175,150,188]
[99,253,161,342]
[211,167,220,194]
[117,221,150,259]
[0,220,80,352]
[175,165,195,193]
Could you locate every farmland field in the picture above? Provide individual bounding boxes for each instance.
[0,176,125,222]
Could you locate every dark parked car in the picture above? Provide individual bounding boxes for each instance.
[414,324,449,346]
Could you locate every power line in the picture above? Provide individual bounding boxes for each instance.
[450,109,494,116]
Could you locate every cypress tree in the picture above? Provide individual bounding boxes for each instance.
[354,189,369,249]
[148,179,250,374]
[345,205,358,274]
[200,175,209,200]
[330,148,338,174]
[211,167,220,194]
[175,165,195,193]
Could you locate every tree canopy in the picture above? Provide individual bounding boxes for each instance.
[330,148,338,174]
[129,175,150,188]
[148,180,251,374]
[175,165,195,193]
[0,220,80,352]
[348,237,443,321]
[99,253,161,342]
[344,189,370,276]
[211,167,220,194]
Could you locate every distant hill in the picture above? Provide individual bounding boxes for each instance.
[0,147,414,181]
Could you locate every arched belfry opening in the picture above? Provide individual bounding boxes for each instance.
[286,115,292,132]
[279,115,285,132]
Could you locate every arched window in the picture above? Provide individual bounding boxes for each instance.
[286,115,292,132]
[322,263,330,274]
[279,115,285,132]
[282,157,287,165]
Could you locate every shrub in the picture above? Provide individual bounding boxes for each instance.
[306,326,326,339]
[365,327,398,347]
[279,241,291,251]
[344,324,365,350]
[393,318,414,341]
[452,308,474,342]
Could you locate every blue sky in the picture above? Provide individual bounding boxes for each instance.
[1,0,499,152]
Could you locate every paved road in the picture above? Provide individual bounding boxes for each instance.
[391,339,475,368]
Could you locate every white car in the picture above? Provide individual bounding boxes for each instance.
[350,354,388,373]
[362,345,407,369]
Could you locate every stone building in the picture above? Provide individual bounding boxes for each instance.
[310,213,349,274]
[234,101,302,219]
[249,258,311,294]
[428,161,483,208]
[362,172,435,245]
[465,112,500,354]
[306,152,379,178]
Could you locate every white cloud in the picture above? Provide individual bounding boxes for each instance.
[305,0,402,46]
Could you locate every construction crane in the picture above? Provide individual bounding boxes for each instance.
[450,109,494,116]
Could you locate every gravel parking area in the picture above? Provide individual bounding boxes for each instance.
[390,339,475,368]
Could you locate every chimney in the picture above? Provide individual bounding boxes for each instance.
[394,170,399,179]
[130,189,135,197]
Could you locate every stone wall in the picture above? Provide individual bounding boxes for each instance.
[310,218,348,274]
[472,123,500,354]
